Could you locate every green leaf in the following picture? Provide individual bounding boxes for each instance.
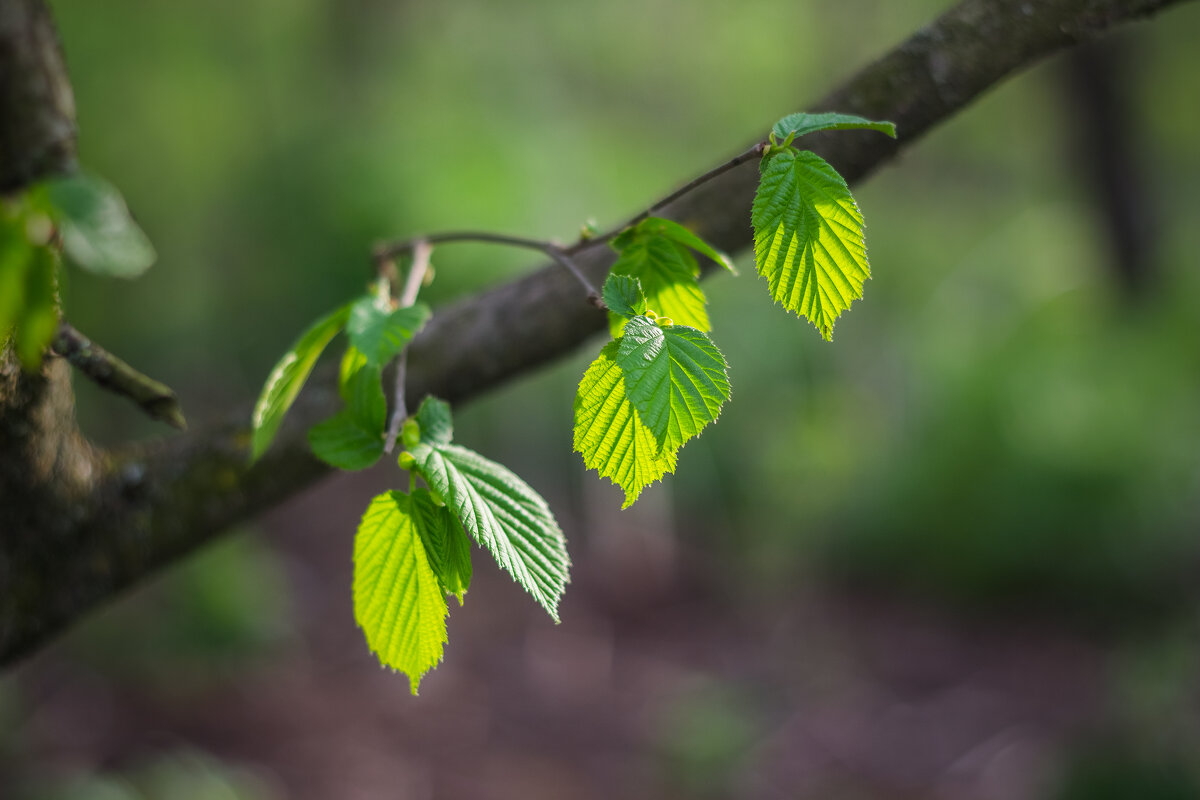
[616,316,730,453]
[410,440,570,620]
[0,215,34,340]
[16,247,60,371]
[43,172,157,278]
[338,346,368,402]
[346,296,430,367]
[353,491,448,694]
[602,273,647,320]
[638,217,736,273]
[413,395,453,447]
[771,112,897,143]
[411,488,472,604]
[574,341,678,508]
[608,235,709,337]
[307,362,386,470]
[251,303,350,462]
[751,148,870,340]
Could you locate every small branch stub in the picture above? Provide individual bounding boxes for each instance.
[52,322,186,429]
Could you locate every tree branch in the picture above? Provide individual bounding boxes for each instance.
[1,0,1191,667]
[52,322,186,430]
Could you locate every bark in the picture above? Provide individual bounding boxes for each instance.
[0,0,1192,666]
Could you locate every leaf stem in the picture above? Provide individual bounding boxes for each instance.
[376,232,602,307]
[563,141,767,254]
[384,239,432,454]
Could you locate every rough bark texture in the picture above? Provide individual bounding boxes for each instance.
[0,0,1192,666]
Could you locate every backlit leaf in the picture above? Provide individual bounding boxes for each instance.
[751,148,869,340]
[410,440,570,620]
[251,303,350,461]
[353,491,448,694]
[574,340,678,508]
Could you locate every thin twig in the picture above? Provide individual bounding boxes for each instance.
[384,240,432,453]
[375,231,602,306]
[563,141,767,254]
[51,322,187,430]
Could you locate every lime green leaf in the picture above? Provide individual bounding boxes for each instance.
[410,440,569,620]
[353,491,448,694]
[43,172,156,278]
[346,297,430,367]
[15,246,59,371]
[771,112,897,143]
[751,149,869,341]
[638,217,736,273]
[251,303,350,462]
[411,488,472,604]
[307,362,386,470]
[413,395,453,446]
[602,273,647,320]
[574,341,678,508]
[608,235,709,337]
[0,216,34,339]
[616,317,730,453]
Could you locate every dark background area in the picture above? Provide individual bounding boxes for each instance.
[5,0,1200,797]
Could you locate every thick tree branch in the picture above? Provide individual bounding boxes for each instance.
[1,0,1191,666]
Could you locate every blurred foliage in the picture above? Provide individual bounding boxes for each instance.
[13,0,1200,794]
[13,750,279,800]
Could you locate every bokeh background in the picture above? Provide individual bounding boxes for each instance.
[5,0,1200,797]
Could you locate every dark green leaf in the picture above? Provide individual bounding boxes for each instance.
[616,316,730,453]
[43,172,156,278]
[410,441,570,620]
[574,341,678,508]
[771,112,896,143]
[307,362,386,470]
[346,297,430,367]
[413,395,454,446]
[411,488,473,603]
[602,273,647,320]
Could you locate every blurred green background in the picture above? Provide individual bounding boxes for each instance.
[6,0,1200,797]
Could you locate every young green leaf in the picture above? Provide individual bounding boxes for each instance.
[411,488,472,604]
[574,340,678,508]
[346,297,431,367]
[251,303,351,461]
[751,148,869,340]
[413,395,454,447]
[608,235,708,336]
[409,440,570,621]
[638,217,736,273]
[338,346,368,401]
[307,362,386,470]
[771,112,897,143]
[353,491,448,694]
[616,317,730,453]
[15,247,59,371]
[602,273,647,320]
[42,172,157,278]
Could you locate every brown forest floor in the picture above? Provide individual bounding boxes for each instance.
[3,472,1139,800]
